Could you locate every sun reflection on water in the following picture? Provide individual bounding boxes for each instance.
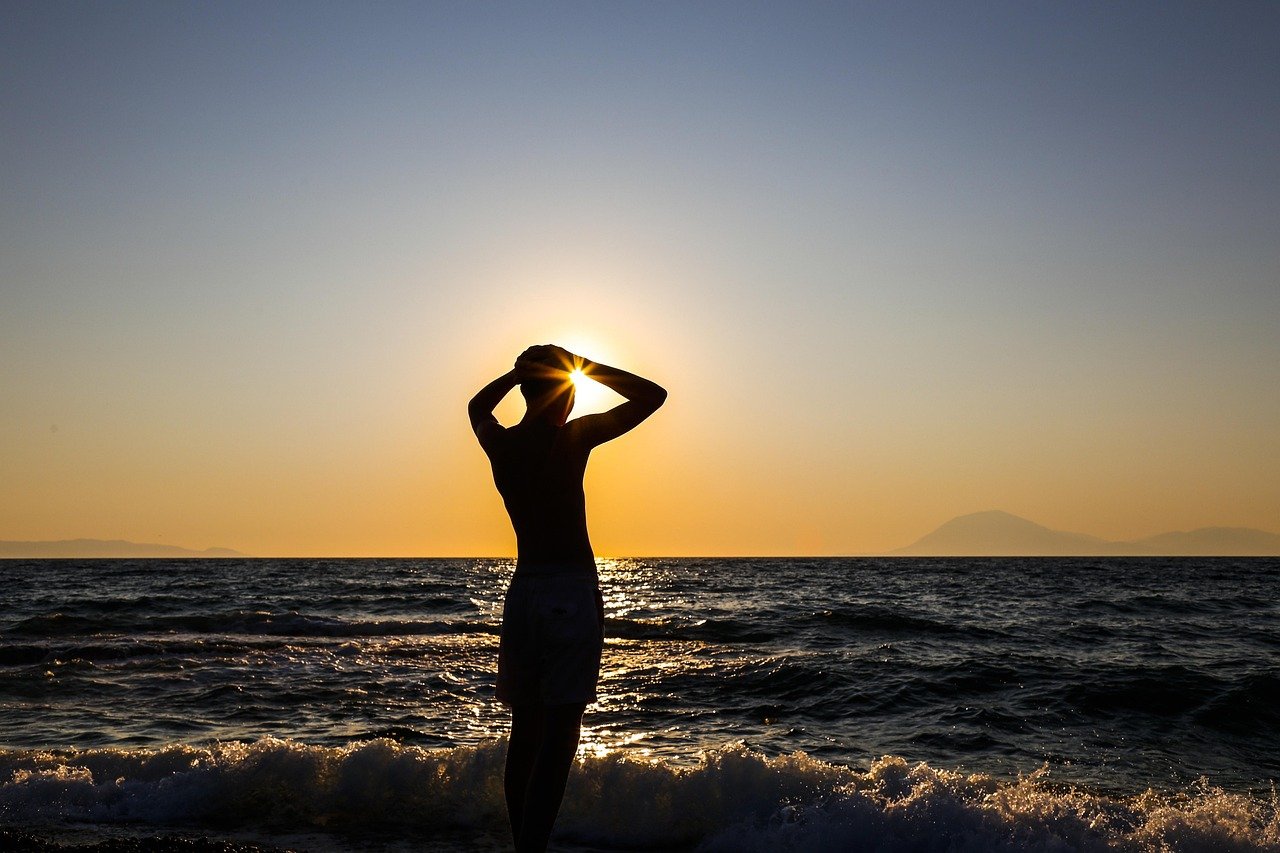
[567,558,729,763]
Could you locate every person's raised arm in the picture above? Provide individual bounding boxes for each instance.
[556,346,666,447]
[468,369,518,452]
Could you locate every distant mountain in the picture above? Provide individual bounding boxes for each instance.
[894,510,1280,556]
[0,539,244,558]
[894,511,1112,556]
[1124,527,1280,556]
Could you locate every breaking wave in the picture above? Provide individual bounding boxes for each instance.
[2,739,1277,851]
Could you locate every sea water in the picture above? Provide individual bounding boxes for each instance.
[1,557,1277,851]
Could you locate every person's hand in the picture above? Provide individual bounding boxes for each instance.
[513,345,573,380]
[542,344,578,371]
[513,349,544,381]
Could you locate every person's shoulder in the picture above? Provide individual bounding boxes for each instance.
[563,413,614,447]
[473,418,508,454]
[561,416,593,440]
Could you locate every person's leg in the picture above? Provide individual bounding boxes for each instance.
[515,701,587,853]
[505,703,543,845]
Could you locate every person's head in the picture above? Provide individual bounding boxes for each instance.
[519,354,575,424]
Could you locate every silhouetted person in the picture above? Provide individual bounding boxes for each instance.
[469,344,665,852]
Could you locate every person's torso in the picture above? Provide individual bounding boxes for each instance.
[489,422,595,574]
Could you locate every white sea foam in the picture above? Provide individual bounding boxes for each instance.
[1,740,1276,851]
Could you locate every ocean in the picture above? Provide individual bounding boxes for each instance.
[1,557,1277,852]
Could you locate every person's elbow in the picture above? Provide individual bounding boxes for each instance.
[647,384,668,410]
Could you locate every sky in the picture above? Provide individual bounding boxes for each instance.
[2,1,1277,556]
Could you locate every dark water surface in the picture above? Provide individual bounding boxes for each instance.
[2,557,1277,851]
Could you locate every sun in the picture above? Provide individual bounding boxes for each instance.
[566,367,616,415]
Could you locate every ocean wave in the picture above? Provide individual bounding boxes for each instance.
[6,611,493,640]
[2,739,1276,851]
[801,604,1006,638]
[602,605,1002,644]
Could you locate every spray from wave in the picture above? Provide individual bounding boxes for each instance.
[2,739,1277,851]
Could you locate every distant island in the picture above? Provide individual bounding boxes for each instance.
[0,539,244,558]
[894,510,1280,556]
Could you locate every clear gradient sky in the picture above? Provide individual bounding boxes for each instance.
[3,2,1278,556]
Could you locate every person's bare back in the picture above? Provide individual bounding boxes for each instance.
[488,417,594,574]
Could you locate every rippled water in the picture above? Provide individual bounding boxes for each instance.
[1,557,1277,850]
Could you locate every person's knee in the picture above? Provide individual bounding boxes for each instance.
[538,703,586,751]
[544,702,586,728]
